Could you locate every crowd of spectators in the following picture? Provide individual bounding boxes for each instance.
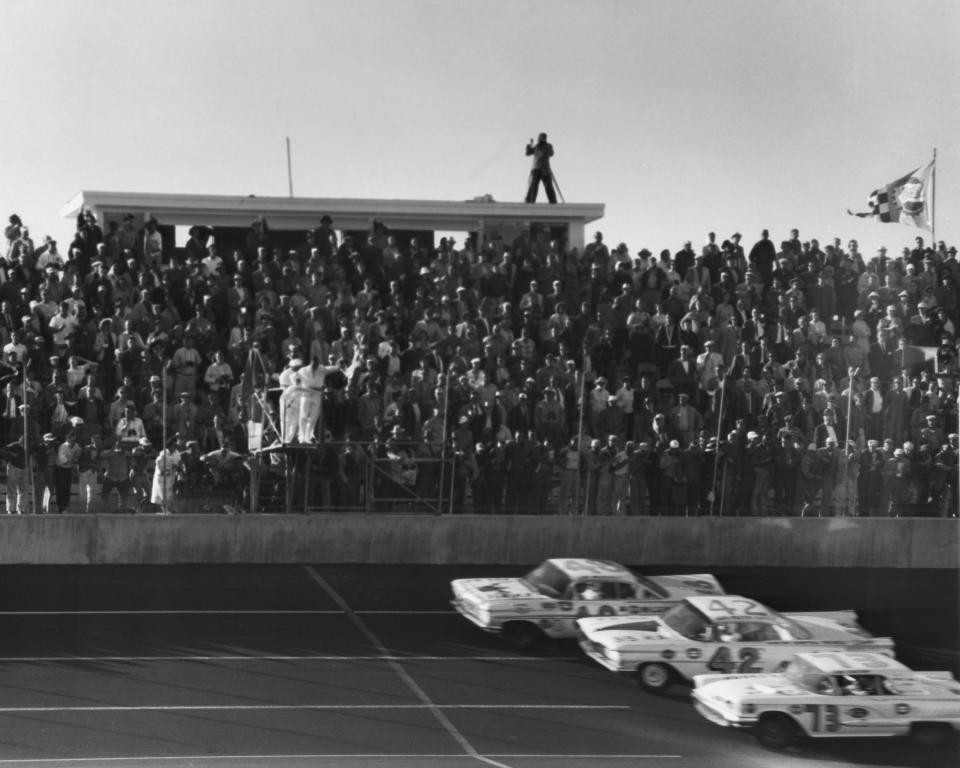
[1,209,958,517]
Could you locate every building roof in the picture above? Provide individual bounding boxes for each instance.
[61,190,605,235]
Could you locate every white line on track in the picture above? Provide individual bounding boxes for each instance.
[0,655,578,662]
[305,566,516,768]
[0,755,681,765]
[0,610,454,615]
[0,704,629,713]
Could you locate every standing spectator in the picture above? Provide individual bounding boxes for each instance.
[557,436,581,515]
[76,434,102,513]
[101,439,132,510]
[658,439,685,515]
[170,336,202,397]
[0,436,31,513]
[38,433,58,513]
[54,431,81,513]
[773,434,802,515]
[151,439,181,514]
[798,442,821,516]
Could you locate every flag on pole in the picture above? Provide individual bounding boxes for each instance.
[847,160,935,231]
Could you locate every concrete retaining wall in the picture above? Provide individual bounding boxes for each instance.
[0,515,955,568]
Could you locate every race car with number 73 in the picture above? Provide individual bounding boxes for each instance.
[578,594,894,694]
[692,651,960,750]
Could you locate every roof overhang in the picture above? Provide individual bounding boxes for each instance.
[61,191,604,235]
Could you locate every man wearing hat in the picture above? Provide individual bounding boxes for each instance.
[695,341,723,403]
[170,391,198,442]
[52,431,81,514]
[37,433,59,513]
[919,414,945,450]
[797,441,822,517]
[130,437,155,505]
[858,438,885,517]
[524,132,557,204]
[588,378,610,435]
[151,436,182,515]
[76,434,102,513]
[0,434,31,514]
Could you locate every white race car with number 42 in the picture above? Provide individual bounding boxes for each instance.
[578,594,893,694]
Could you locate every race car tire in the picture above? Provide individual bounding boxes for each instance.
[500,621,540,650]
[636,662,673,694]
[910,722,953,748]
[755,714,798,751]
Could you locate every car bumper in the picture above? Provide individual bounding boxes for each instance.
[451,599,500,633]
[579,639,625,672]
[693,699,753,729]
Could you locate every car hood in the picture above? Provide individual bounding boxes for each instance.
[451,577,542,603]
[694,673,810,701]
[578,615,679,645]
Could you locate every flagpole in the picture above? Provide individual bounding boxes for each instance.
[931,148,937,243]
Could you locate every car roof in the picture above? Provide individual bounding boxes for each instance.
[547,559,633,580]
[796,651,911,675]
[685,595,777,621]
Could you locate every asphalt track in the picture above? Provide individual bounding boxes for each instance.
[0,565,954,768]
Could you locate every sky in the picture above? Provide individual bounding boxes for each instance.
[0,0,957,257]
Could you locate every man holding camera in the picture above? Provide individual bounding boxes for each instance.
[524,133,557,204]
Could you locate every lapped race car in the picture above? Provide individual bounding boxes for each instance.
[578,594,894,693]
[451,558,724,649]
[692,651,960,750]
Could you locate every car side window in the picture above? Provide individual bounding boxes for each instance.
[616,583,637,600]
[576,581,615,600]
[740,623,779,642]
[716,622,743,642]
[879,677,901,695]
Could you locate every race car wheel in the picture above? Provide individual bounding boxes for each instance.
[910,722,952,748]
[755,714,798,751]
[636,662,673,694]
[500,621,540,650]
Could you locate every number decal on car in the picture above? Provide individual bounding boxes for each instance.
[804,704,840,732]
[705,646,763,673]
[707,598,766,616]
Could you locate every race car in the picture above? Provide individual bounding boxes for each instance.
[692,650,960,750]
[451,558,724,649]
[578,594,894,694]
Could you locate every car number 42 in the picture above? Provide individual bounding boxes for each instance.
[705,646,762,673]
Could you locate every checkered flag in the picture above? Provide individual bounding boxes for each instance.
[847,160,934,231]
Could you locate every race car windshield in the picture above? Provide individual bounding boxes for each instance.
[523,561,570,599]
[782,660,810,687]
[661,602,711,640]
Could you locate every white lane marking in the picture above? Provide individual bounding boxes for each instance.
[0,655,578,662]
[305,566,515,768]
[0,704,629,713]
[0,755,681,764]
[0,610,454,615]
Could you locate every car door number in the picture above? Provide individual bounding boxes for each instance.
[804,704,840,732]
[705,646,762,673]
